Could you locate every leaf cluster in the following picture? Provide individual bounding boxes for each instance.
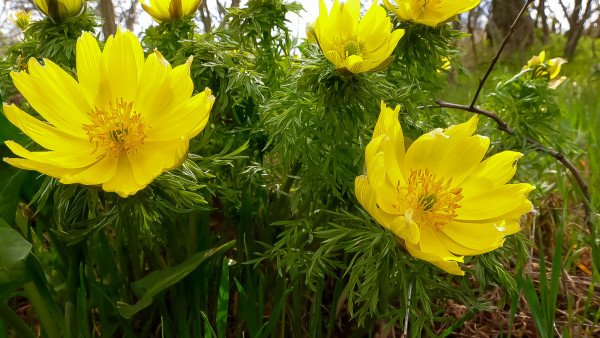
[5,10,100,69]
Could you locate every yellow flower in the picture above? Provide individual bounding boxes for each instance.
[438,56,451,73]
[140,0,202,23]
[310,0,405,75]
[523,51,568,88]
[355,103,534,275]
[34,0,84,23]
[3,30,214,198]
[524,51,545,69]
[547,57,567,80]
[9,11,32,29]
[383,0,481,27]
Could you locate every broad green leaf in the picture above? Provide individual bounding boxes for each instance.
[0,217,33,297]
[116,240,235,319]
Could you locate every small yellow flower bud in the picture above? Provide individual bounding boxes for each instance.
[33,0,85,23]
[9,10,32,30]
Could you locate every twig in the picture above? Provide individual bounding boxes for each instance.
[431,100,592,232]
[470,0,534,109]
[558,0,572,25]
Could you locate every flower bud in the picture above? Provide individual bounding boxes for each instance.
[34,0,85,23]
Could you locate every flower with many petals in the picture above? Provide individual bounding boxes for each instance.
[34,0,84,23]
[522,51,568,89]
[9,11,32,30]
[140,0,202,23]
[383,0,481,27]
[309,0,404,75]
[355,103,534,275]
[3,30,214,198]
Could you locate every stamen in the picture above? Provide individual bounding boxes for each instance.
[344,40,361,57]
[82,98,148,158]
[399,169,463,231]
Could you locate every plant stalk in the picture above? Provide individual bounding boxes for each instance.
[0,302,37,338]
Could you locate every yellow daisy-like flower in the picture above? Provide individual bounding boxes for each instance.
[33,0,84,23]
[438,56,451,73]
[383,0,481,27]
[9,10,32,29]
[523,51,568,89]
[355,103,534,275]
[140,0,202,23]
[524,51,545,70]
[310,0,405,75]
[3,30,214,198]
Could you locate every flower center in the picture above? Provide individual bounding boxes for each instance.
[82,98,147,158]
[344,40,361,57]
[399,168,463,231]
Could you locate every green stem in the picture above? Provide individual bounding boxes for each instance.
[282,161,302,195]
[271,161,302,222]
[0,302,37,338]
[125,221,142,282]
[119,203,142,282]
[187,211,198,254]
[65,246,81,338]
[23,282,60,338]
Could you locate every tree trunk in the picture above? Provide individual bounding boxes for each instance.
[563,0,595,59]
[199,0,212,32]
[564,23,585,59]
[538,0,550,42]
[467,9,479,66]
[489,0,534,54]
[100,0,116,38]
[125,1,138,32]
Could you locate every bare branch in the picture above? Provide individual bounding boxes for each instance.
[582,0,595,22]
[198,0,212,32]
[470,0,534,109]
[100,0,117,38]
[558,0,572,25]
[125,0,138,32]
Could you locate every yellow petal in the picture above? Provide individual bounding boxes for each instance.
[444,115,478,138]
[437,134,490,186]
[388,214,420,244]
[11,59,91,136]
[461,151,523,195]
[457,183,535,222]
[405,241,465,275]
[374,103,406,185]
[355,175,397,227]
[134,51,173,120]
[403,132,446,173]
[128,137,189,185]
[60,155,118,185]
[141,56,194,122]
[146,88,214,141]
[439,220,506,255]
[5,141,97,168]
[101,156,146,198]
[2,104,90,151]
[4,157,80,179]
[77,32,111,109]
[102,29,144,104]
[364,135,386,190]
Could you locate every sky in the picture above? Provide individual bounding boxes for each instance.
[285,0,577,38]
[0,0,584,44]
